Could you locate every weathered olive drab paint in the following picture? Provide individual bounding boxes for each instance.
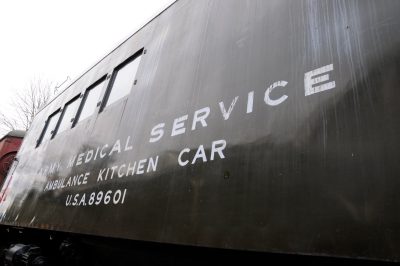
[1,0,400,262]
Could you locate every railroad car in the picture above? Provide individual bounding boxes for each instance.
[1,0,400,264]
[0,131,24,191]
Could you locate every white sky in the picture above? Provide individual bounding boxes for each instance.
[0,0,174,135]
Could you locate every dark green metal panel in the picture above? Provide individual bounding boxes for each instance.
[1,0,400,262]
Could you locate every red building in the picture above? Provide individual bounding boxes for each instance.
[0,130,25,187]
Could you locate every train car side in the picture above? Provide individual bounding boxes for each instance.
[1,0,400,264]
[0,131,25,190]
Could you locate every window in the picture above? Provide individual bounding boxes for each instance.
[104,52,142,107]
[56,96,81,134]
[76,79,105,123]
[38,110,61,145]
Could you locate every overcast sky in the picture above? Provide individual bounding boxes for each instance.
[0,0,174,135]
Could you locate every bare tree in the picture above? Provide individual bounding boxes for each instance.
[0,77,69,134]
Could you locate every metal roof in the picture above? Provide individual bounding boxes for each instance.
[0,130,25,141]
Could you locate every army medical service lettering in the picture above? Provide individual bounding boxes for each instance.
[39,64,335,207]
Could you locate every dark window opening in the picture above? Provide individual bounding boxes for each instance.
[56,96,82,135]
[103,50,143,108]
[76,78,105,123]
[37,110,61,146]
